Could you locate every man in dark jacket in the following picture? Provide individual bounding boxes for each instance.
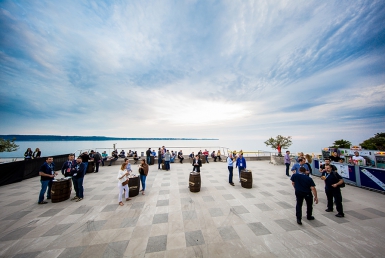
[61,154,76,177]
[291,167,318,225]
[192,155,202,172]
[80,151,89,174]
[322,164,345,217]
[91,150,102,173]
[72,157,86,202]
[236,154,247,182]
[146,148,152,165]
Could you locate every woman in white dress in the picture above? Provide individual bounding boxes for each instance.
[117,163,131,206]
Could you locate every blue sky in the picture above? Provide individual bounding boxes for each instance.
[0,0,384,152]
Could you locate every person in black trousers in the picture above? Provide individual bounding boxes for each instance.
[321,164,345,217]
[291,167,318,225]
[192,155,202,172]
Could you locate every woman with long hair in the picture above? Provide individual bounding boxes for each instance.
[33,148,41,158]
[24,148,33,160]
[138,159,149,195]
[117,163,131,206]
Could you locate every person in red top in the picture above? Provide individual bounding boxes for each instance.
[203,149,209,163]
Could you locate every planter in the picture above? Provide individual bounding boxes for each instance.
[271,155,285,165]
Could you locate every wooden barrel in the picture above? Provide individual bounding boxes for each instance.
[51,178,72,203]
[128,176,140,197]
[149,156,155,165]
[200,156,206,164]
[87,161,95,174]
[240,170,253,189]
[189,172,201,192]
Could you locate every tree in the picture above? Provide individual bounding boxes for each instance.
[330,139,351,149]
[264,135,292,156]
[0,138,19,152]
[360,133,385,150]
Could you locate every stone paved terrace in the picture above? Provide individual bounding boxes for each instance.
[0,160,385,258]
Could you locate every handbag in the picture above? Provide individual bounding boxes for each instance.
[122,179,129,186]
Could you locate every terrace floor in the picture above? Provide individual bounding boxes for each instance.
[0,160,384,258]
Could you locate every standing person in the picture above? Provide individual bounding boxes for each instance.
[101,151,108,166]
[330,151,340,162]
[164,150,171,171]
[321,164,345,217]
[236,154,246,182]
[117,163,131,206]
[72,157,85,202]
[146,148,152,165]
[91,150,102,173]
[124,158,132,174]
[227,154,234,186]
[291,158,310,176]
[296,152,305,163]
[33,148,41,159]
[158,148,163,170]
[284,150,291,177]
[61,154,76,177]
[178,150,184,163]
[24,148,33,160]
[38,157,57,204]
[352,151,365,165]
[319,158,337,173]
[203,149,209,163]
[192,155,202,172]
[291,167,318,225]
[80,151,89,174]
[138,159,149,195]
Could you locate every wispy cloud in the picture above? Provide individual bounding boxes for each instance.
[0,0,384,150]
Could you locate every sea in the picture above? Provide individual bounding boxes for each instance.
[0,139,274,160]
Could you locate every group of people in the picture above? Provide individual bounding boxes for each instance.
[283,150,345,225]
[226,152,246,186]
[188,149,223,163]
[24,148,41,160]
[155,146,185,170]
[38,154,87,204]
[117,158,149,206]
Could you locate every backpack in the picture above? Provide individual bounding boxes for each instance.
[332,171,346,188]
[306,163,313,175]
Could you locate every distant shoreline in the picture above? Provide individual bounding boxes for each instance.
[0,135,219,141]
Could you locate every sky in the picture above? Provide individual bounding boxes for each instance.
[0,0,385,152]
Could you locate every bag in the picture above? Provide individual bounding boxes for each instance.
[306,163,313,174]
[122,179,129,186]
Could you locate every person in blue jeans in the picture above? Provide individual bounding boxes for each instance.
[284,150,291,177]
[164,150,171,171]
[139,159,149,195]
[236,154,247,182]
[227,154,234,186]
[72,157,86,202]
[38,157,57,204]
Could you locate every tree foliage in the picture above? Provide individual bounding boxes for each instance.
[264,135,292,156]
[330,139,351,149]
[0,138,19,153]
[360,133,385,150]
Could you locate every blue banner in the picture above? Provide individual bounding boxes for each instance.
[359,167,385,191]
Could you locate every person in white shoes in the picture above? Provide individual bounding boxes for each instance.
[117,163,131,206]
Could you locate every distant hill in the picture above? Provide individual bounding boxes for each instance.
[0,135,218,141]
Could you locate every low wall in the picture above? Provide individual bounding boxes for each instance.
[0,154,70,186]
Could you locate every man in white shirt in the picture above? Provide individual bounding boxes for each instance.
[352,151,365,165]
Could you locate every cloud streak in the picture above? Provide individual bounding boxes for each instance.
[0,0,384,151]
